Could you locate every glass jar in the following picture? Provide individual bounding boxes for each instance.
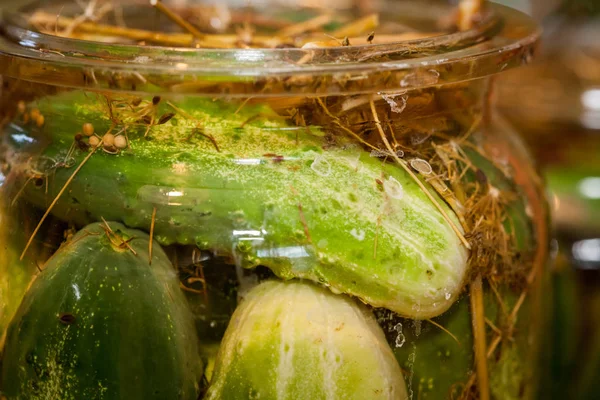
[0,1,547,399]
[498,7,600,399]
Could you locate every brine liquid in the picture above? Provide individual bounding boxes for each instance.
[0,79,548,399]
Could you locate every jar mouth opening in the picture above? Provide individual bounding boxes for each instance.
[0,0,540,96]
[11,0,496,51]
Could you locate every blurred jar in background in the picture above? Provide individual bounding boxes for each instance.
[497,1,600,399]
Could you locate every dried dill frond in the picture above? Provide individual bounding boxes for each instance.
[286,83,535,289]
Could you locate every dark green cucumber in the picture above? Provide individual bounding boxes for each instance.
[390,297,473,400]
[0,222,203,399]
[206,280,408,400]
[10,91,468,318]
[391,286,540,399]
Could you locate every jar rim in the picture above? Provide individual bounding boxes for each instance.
[0,1,541,96]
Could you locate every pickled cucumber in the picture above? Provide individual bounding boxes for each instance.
[0,222,203,399]
[10,92,469,318]
[206,280,408,400]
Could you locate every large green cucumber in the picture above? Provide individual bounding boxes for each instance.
[10,91,468,318]
[206,279,408,400]
[0,222,203,399]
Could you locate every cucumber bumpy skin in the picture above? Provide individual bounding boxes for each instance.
[206,280,408,400]
[12,91,468,318]
[0,222,203,400]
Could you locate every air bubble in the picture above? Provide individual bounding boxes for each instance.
[350,228,366,241]
[379,92,408,114]
[393,323,406,348]
[413,320,422,337]
[370,149,385,158]
[311,155,331,177]
[410,158,432,175]
[370,149,404,158]
[341,150,361,170]
[384,176,404,200]
[406,342,417,400]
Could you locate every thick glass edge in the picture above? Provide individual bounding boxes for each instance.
[0,3,541,95]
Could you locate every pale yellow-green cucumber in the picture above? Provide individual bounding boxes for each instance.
[206,280,408,400]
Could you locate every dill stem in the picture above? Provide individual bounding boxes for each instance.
[151,0,204,39]
[470,274,490,400]
[21,141,103,260]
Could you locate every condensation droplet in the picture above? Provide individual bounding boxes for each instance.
[379,92,408,114]
[410,158,433,175]
[393,323,406,348]
[311,155,331,177]
[384,176,404,200]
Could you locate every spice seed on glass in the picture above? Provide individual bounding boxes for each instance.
[114,135,128,149]
[89,136,100,147]
[103,133,115,147]
[83,123,94,137]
